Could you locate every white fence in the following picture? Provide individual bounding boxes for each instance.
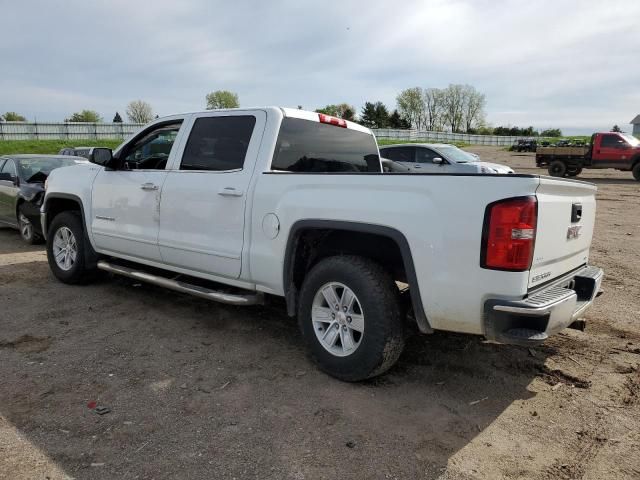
[0,122,144,140]
[0,122,535,146]
[372,128,538,146]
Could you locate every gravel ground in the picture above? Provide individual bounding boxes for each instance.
[0,147,639,479]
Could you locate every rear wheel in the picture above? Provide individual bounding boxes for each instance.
[548,161,566,177]
[566,166,582,177]
[633,163,640,181]
[18,206,42,245]
[46,211,98,284]
[298,255,405,381]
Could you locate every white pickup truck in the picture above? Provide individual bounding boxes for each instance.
[41,107,603,381]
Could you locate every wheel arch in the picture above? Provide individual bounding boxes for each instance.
[283,219,432,333]
[42,193,87,240]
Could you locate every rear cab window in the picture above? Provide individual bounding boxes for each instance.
[271,118,381,173]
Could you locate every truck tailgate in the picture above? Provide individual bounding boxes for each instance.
[529,177,597,289]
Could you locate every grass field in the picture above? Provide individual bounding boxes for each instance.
[0,139,123,156]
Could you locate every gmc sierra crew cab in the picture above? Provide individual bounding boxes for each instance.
[41,107,604,381]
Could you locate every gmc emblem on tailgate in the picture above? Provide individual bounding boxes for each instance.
[567,225,582,240]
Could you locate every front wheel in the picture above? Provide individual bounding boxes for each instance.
[298,255,405,381]
[633,163,640,181]
[18,206,42,245]
[46,211,97,284]
[548,160,567,177]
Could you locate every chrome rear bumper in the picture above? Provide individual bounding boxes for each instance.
[484,265,603,346]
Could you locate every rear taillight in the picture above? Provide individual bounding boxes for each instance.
[481,196,537,271]
[318,113,347,128]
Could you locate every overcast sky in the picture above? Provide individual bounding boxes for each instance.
[1,0,638,134]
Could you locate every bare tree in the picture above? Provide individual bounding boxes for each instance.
[396,87,425,129]
[461,85,486,133]
[126,100,154,124]
[423,88,445,131]
[441,84,466,133]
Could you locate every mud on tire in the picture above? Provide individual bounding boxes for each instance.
[297,255,405,382]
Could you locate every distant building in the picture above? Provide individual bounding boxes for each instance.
[631,115,640,137]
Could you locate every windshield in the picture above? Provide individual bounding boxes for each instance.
[436,146,478,163]
[17,157,84,182]
[620,133,640,147]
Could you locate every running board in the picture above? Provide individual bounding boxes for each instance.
[97,260,264,306]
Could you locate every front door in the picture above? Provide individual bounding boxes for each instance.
[91,120,185,261]
[594,134,632,168]
[158,111,265,279]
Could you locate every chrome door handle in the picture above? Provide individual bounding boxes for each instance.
[218,187,244,197]
[140,183,159,191]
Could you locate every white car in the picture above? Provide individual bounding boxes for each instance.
[379,143,514,174]
[41,107,602,381]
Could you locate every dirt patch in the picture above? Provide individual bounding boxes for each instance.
[0,149,639,479]
[0,335,52,353]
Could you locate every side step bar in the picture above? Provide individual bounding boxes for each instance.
[97,260,264,306]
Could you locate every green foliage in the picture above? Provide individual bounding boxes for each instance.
[360,101,391,129]
[0,139,122,156]
[540,128,562,137]
[315,103,356,120]
[2,111,27,121]
[388,110,411,129]
[611,125,622,132]
[112,112,123,123]
[65,110,102,123]
[206,90,240,109]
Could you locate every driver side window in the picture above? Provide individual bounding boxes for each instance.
[122,122,182,170]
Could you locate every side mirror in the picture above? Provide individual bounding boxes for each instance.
[0,172,13,182]
[432,157,444,165]
[89,148,114,167]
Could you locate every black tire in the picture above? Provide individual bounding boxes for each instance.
[17,205,42,245]
[548,160,567,177]
[566,166,582,177]
[46,211,98,284]
[297,255,405,382]
[633,163,640,181]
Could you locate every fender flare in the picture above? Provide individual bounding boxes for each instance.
[283,219,433,334]
[42,193,98,268]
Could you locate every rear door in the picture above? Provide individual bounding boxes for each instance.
[158,111,265,278]
[528,177,598,288]
[0,159,18,225]
[380,146,417,171]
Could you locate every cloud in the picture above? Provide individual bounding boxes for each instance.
[1,0,638,133]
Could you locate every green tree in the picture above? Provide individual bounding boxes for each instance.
[126,100,154,123]
[2,111,26,121]
[396,87,425,129]
[360,101,390,129]
[611,125,622,132]
[540,128,562,137]
[206,90,240,109]
[112,112,123,123]
[65,110,102,122]
[315,103,356,120]
[388,110,411,129]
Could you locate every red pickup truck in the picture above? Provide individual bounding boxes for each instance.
[536,132,640,180]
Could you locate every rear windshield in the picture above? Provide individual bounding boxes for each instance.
[271,118,381,173]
